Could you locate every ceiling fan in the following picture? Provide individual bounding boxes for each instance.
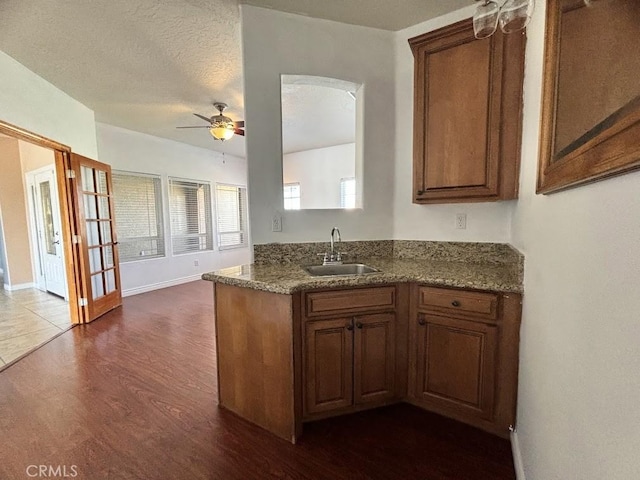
[177,102,245,141]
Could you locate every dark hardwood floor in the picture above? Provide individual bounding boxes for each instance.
[0,280,515,480]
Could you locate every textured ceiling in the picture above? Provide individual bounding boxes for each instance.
[0,0,247,156]
[0,1,469,158]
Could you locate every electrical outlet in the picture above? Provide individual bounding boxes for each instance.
[272,215,282,232]
[194,260,199,267]
[455,213,467,230]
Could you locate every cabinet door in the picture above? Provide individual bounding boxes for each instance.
[415,314,497,420]
[354,313,396,405]
[304,318,354,415]
[409,19,524,203]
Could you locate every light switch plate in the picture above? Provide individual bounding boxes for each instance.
[272,215,282,232]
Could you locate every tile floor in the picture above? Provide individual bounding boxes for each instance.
[0,274,71,366]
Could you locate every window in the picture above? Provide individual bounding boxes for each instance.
[215,184,248,249]
[168,178,213,255]
[340,177,356,209]
[112,172,164,262]
[283,183,301,210]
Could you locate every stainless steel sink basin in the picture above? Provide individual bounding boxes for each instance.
[304,264,379,277]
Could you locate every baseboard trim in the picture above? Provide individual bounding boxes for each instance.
[122,274,203,297]
[3,282,35,291]
[511,430,526,480]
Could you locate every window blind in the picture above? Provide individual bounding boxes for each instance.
[283,183,301,210]
[112,172,165,262]
[340,177,356,209]
[215,184,248,249]
[169,178,213,255]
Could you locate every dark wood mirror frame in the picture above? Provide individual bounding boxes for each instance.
[537,0,640,194]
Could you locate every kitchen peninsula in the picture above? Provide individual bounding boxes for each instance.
[203,241,523,443]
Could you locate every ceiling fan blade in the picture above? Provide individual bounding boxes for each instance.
[234,121,245,128]
[193,113,212,123]
[176,126,212,129]
[234,128,245,136]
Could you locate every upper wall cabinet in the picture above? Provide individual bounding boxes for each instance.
[409,19,525,204]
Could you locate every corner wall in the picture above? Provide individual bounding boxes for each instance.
[511,2,640,479]
[96,123,250,294]
[392,6,513,243]
[241,5,396,244]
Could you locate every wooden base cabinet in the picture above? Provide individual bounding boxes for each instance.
[303,287,403,420]
[409,285,522,438]
[213,281,519,443]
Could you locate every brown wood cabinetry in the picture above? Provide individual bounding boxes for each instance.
[303,288,400,419]
[409,19,525,204]
[354,313,396,405]
[415,314,497,420]
[304,317,354,415]
[213,281,520,442]
[409,285,522,436]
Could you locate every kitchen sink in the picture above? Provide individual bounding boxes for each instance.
[304,264,379,277]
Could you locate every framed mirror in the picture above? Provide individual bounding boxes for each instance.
[280,75,362,210]
[537,0,640,194]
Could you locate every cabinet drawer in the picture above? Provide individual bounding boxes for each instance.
[305,287,396,318]
[417,286,498,321]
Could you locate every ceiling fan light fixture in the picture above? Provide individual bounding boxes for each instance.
[177,102,244,140]
[209,102,236,141]
[209,120,235,141]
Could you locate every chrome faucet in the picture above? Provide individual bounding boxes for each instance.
[319,227,344,265]
[330,227,341,258]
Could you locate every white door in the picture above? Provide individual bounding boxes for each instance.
[33,169,67,298]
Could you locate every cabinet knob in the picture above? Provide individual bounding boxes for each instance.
[346,324,354,331]
[355,322,363,329]
[416,189,425,195]
[418,317,426,326]
[451,300,461,307]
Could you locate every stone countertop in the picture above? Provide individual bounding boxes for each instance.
[201,257,523,294]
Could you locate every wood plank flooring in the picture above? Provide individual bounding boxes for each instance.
[0,280,515,480]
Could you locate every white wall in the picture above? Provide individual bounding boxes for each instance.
[510,2,640,479]
[96,123,250,295]
[392,6,513,243]
[0,50,98,158]
[283,143,355,209]
[241,5,396,244]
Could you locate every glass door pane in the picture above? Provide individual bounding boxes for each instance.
[74,154,122,317]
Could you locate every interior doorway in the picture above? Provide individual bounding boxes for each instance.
[0,119,123,332]
[27,165,68,299]
[0,133,72,366]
